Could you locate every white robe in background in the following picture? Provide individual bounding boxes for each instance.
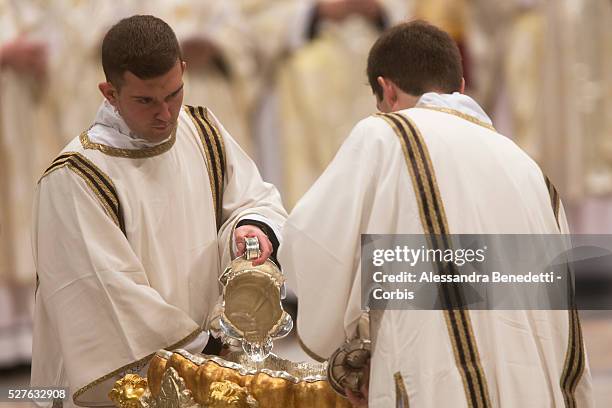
[279,93,593,407]
[31,101,286,407]
[0,0,58,367]
[128,0,259,157]
[0,0,60,286]
[250,0,409,207]
[45,1,127,140]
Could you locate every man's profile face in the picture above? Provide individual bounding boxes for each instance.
[108,60,185,142]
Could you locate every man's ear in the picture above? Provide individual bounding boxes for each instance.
[377,76,397,106]
[98,81,118,107]
[459,77,465,94]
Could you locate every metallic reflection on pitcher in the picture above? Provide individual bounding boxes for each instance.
[209,236,293,362]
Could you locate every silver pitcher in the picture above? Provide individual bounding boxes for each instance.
[209,237,293,362]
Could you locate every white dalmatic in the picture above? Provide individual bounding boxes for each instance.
[280,93,593,407]
[31,101,286,407]
[249,0,410,207]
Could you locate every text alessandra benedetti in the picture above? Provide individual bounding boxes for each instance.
[372,271,558,283]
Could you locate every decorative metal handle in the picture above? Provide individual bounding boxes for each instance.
[244,236,261,260]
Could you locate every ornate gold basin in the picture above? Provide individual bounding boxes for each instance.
[109,238,351,407]
[109,349,350,407]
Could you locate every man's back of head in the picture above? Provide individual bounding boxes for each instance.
[367,20,464,112]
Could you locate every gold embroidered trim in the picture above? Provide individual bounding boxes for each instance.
[416,104,497,132]
[37,152,126,296]
[194,106,224,226]
[48,162,119,226]
[79,127,177,158]
[560,308,586,408]
[375,113,447,235]
[543,176,584,408]
[376,112,492,408]
[184,105,226,230]
[296,329,326,363]
[195,108,225,211]
[196,106,226,226]
[544,175,561,229]
[394,372,410,407]
[40,152,122,230]
[544,176,585,408]
[185,107,217,217]
[445,309,491,408]
[560,309,575,408]
[72,328,202,405]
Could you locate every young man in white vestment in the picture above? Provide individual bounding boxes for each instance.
[30,15,286,407]
[279,21,593,407]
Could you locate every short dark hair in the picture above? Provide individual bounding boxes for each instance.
[367,20,463,99]
[101,15,182,87]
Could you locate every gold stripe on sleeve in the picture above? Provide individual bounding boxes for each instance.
[544,175,561,229]
[41,152,124,233]
[184,106,226,230]
[394,371,410,407]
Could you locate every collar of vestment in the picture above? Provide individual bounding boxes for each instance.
[416,92,496,131]
[80,100,177,158]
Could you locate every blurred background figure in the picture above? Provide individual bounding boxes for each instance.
[44,2,125,139]
[0,0,127,368]
[250,0,408,208]
[1,0,54,368]
[129,0,259,157]
[467,0,612,233]
[0,0,611,404]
